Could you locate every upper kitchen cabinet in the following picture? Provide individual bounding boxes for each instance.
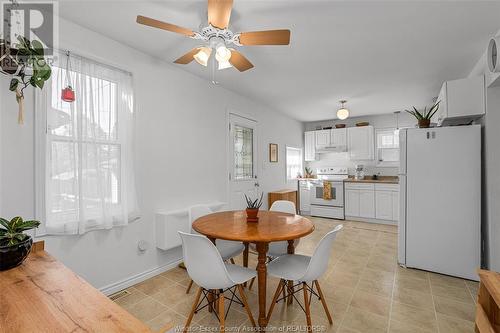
[330,128,347,151]
[304,131,317,161]
[348,126,374,160]
[436,75,485,126]
[314,129,331,149]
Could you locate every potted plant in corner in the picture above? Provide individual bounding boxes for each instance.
[244,193,263,223]
[406,101,440,128]
[0,216,40,270]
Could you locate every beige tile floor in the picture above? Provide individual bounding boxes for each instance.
[111,217,478,332]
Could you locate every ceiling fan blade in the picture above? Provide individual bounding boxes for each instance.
[208,0,233,29]
[229,49,254,72]
[174,48,200,64]
[239,29,291,45]
[136,15,194,37]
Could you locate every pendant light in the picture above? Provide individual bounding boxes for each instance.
[337,100,349,120]
[394,111,401,136]
[61,51,75,102]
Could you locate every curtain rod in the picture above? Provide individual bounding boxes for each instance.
[52,48,133,77]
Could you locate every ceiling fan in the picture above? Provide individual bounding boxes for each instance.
[136,0,291,72]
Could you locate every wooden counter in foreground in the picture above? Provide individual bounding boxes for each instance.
[476,269,500,333]
[0,241,153,333]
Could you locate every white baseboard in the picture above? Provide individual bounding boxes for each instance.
[345,216,397,226]
[99,258,183,296]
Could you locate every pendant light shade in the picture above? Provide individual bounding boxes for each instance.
[193,47,212,67]
[337,100,349,120]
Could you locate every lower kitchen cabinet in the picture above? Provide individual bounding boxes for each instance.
[359,190,375,218]
[345,189,359,216]
[375,190,393,220]
[345,182,399,224]
[299,181,311,214]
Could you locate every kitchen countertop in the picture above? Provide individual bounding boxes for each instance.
[344,176,399,184]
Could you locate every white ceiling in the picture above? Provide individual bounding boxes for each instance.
[59,1,500,121]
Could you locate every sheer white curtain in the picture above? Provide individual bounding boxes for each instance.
[36,51,139,235]
[286,147,303,180]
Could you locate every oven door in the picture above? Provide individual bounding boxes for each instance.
[310,181,344,207]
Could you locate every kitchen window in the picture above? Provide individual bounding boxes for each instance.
[35,51,139,235]
[286,146,303,180]
[376,128,400,167]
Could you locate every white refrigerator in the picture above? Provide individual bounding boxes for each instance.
[398,125,481,281]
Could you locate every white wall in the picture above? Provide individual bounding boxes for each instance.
[0,17,303,291]
[304,113,415,176]
[469,28,500,271]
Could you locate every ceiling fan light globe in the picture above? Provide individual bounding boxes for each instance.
[337,108,349,120]
[215,46,231,62]
[218,60,232,70]
[194,47,212,66]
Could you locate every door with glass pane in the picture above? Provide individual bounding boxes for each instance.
[228,113,259,210]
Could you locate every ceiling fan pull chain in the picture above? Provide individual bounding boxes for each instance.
[211,51,217,85]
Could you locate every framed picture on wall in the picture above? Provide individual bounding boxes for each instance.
[269,143,278,162]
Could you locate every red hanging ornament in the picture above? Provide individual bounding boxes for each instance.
[61,86,75,102]
[61,51,75,102]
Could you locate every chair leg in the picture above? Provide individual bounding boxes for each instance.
[287,280,294,305]
[186,280,194,294]
[237,284,256,327]
[183,287,202,333]
[266,279,284,322]
[302,282,312,330]
[218,289,225,333]
[248,277,255,290]
[230,258,236,264]
[314,280,333,324]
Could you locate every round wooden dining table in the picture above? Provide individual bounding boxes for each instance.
[192,210,315,327]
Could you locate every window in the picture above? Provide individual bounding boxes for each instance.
[35,52,138,235]
[233,124,254,180]
[376,129,400,167]
[286,147,303,180]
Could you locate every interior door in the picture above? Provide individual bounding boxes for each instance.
[228,113,259,210]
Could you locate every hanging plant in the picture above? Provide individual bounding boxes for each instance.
[0,36,52,124]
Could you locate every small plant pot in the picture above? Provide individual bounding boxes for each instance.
[0,236,33,271]
[246,208,259,223]
[418,119,431,128]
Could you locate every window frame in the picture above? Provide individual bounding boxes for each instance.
[375,128,400,167]
[35,63,130,236]
[285,146,303,181]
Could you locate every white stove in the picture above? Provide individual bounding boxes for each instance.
[310,167,348,219]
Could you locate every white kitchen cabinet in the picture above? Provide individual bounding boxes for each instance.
[315,130,331,149]
[346,182,399,223]
[304,131,316,161]
[359,189,375,218]
[375,190,393,220]
[437,75,485,126]
[348,126,374,160]
[331,128,347,149]
[299,181,311,213]
[345,189,359,216]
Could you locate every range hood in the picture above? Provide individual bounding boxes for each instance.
[316,144,347,153]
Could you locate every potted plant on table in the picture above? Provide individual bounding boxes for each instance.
[0,216,40,270]
[405,101,440,128]
[244,193,263,223]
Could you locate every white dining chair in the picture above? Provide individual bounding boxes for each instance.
[185,205,245,293]
[179,232,256,332]
[265,224,343,330]
[248,200,300,290]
